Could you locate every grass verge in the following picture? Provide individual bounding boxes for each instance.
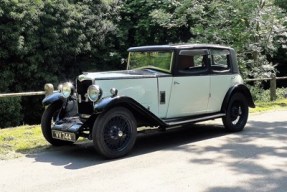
[0,99,286,160]
[250,99,287,113]
[0,125,50,160]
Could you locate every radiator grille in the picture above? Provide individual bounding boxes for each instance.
[76,79,94,114]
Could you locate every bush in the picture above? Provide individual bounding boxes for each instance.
[276,87,287,99]
[0,97,22,128]
[21,97,44,125]
[249,85,287,102]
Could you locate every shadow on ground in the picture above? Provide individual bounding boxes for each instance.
[186,119,287,192]
[23,115,287,191]
[25,122,227,169]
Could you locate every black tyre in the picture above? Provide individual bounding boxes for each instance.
[41,102,74,146]
[222,93,249,132]
[92,107,137,159]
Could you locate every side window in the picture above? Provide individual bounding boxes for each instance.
[211,49,231,73]
[193,55,205,68]
[178,49,209,74]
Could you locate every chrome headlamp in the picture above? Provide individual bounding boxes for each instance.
[87,85,102,102]
[61,82,74,98]
[57,84,63,92]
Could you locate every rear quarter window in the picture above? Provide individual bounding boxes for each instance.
[211,49,231,73]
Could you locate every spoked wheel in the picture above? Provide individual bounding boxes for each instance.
[41,102,74,146]
[222,93,249,132]
[92,107,137,159]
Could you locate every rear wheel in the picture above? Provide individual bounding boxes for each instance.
[92,107,137,159]
[222,93,249,132]
[41,102,74,146]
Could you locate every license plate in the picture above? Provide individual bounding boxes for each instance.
[52,130,76,142]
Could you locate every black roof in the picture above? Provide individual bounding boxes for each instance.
[128,44,233,52]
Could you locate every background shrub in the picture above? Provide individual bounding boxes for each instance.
[249,85,287,102]
[0,98,22,128]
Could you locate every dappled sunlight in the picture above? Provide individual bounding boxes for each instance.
[2,111,287,192]
[168,114,287,192]
[23,123,228,169]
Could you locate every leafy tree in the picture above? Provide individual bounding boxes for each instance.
[0,0,42,127]
[0,0,116,126]
[274,0,287,77]
[1,0,286,128]
[150,0,287,78]
[115,0,192,52]
[275,0,287,11]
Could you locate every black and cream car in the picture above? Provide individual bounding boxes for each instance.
[41,44,255,159]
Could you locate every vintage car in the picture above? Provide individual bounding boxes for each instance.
[41,44,255,159]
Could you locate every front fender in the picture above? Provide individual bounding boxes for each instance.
[94,96,118,113]
[94,96,166,127]
[42,92,64,106]
[221,84,255,112]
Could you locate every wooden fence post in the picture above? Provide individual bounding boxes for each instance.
[270,74,276,101]
[44,83,54,96]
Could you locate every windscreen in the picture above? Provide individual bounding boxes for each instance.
[128,51,173,73]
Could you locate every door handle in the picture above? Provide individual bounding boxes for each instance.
[174,81,180,85]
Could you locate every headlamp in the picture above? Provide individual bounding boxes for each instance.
[61,82,74,98]
[87,85,102,102]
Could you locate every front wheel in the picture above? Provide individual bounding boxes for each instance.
[92,107,137,159]
[222,93,249,132]
[41,102,74,146]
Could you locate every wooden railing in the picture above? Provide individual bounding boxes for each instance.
[0,84,54,98]
[245,74,287,101]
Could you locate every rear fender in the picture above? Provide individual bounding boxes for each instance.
[221,84,255,112]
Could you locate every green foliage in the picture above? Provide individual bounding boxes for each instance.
[150,0,287,79]
[0,0,117,125]
[116,0,192,48]
[0,98,22,128]
[275,0,287,11]
[249,85,287,102]
[0,0,287,127]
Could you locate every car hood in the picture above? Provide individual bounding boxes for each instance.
[78,69,170,81]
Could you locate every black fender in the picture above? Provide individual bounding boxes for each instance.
[94,96,166,127]
[221,84,255,112]
[42,92,64,106]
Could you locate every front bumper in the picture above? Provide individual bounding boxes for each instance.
[52,117,83,142]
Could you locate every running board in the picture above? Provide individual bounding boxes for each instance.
[163,113,225,127]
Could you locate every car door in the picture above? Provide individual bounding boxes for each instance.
[207,49,234,113]
[166,49,210,118]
